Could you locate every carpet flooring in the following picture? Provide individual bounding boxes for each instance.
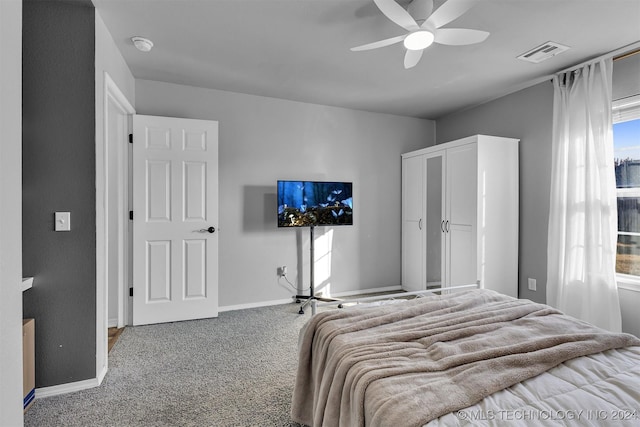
[24,302,314,427]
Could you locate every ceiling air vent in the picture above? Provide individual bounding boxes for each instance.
[517,41,570,64]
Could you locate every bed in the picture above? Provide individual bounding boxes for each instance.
[291,289,640,426]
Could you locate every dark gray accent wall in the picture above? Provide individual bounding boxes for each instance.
[436,82,554,304]
[22,0,96,387]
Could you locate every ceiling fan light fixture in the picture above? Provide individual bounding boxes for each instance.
[132,36,154,52]
[403,30,434,51]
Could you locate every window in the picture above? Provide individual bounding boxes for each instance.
[614,95,640,277]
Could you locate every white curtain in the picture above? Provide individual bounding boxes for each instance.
[547,58,622,332]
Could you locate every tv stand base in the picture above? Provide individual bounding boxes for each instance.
[294,226,341,314]
[295,294,340,315]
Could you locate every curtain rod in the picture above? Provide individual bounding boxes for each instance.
[555,41,640,76]
[472,42,640,109]
[614,48,640,62]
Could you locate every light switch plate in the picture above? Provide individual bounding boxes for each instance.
[55,212,70,231]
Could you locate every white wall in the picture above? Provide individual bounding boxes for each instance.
[0,0,24,423]
[95,12,135,102]
[95,10,135,377]
[135,79,435,308]
[96,11,135,326]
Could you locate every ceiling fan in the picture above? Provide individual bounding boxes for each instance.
[351,0,489,69]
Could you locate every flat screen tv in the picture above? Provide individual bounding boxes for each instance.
[277,180,353,227]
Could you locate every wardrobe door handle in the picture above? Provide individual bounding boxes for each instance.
[418,218,423,230]
[445,220,449,232]
[441,220,445,232]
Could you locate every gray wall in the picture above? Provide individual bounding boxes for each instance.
[436,82,554,303]
[22,0,96,387]
[613,53,640,101]
[436,54,640,305]
[135,79,436,307]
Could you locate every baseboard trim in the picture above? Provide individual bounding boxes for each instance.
[36,377,100,399]
[97,363,108,385]
[218,285,402,313]
[108,317,118,328]
[333,285,403,298]
[219,297,294,312]
[219,286,403,312]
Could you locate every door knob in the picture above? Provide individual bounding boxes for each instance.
[199,226,216,233]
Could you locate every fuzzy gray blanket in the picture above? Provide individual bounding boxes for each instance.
[291,290,640,427]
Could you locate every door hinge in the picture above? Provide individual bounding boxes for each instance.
[129,211,133,220]
[129,287,133,297]
[128,133,133,144]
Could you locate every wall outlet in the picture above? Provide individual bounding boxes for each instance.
[528,278,537,291]
[278,266,287,277]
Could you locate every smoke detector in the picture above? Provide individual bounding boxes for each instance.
[132,36,154,53]
[517,41,570,64]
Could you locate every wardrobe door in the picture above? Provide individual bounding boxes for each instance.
[402,155,425,291]
[445,144,477,287]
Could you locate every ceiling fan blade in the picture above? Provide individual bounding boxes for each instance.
[373,0,420,31]
[407,0,434,22]
[434,28,489,45]
[404,48,423,69]
[351,35,407,51]
[423,0,478,29]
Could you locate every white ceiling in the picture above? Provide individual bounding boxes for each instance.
[93,0,640,119]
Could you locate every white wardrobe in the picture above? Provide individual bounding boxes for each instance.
[401,135,519,297]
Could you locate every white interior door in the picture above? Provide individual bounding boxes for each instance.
[132,115,219,326]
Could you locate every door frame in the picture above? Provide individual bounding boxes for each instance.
[96,72,135,381]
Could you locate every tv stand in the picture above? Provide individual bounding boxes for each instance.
[295,226,340,314]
